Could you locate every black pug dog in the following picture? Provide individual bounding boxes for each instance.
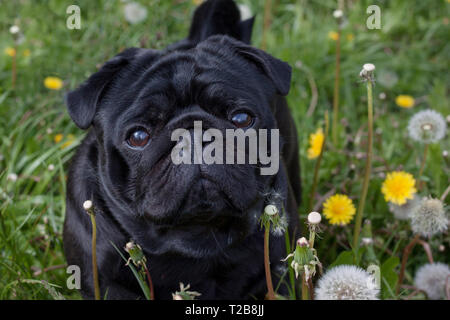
[63,0,301,299]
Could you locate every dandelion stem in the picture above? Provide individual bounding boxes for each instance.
[417,143,429,191]
[396,234,420,295]
[143,265,155,300]
[12,44,17,90]
[261,0,272,51]
[301,275,309,300]
[264,222,275,300]
[417,239,434,264]
[441,184,450,201]
[88,212,101,300]
[309,111,329,212]
[331,29,341,146]
[284,231,296,300]
[352,80,374,249]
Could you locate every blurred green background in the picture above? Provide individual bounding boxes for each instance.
[0,0,448,299]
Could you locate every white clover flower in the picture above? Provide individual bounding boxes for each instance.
[410,198,448,238]
[408,109,447,144]
[123,2,148,24]
[238,4,252,20]
[414,263,450,300]
[315,265,379,300]
[388,194,421,220]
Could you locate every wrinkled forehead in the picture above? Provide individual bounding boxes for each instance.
[100,47,273,128]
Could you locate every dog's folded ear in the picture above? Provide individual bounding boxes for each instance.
[201,35,292,96]
[65,48,142,129]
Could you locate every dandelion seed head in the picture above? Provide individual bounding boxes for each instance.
[388,194,421,220]
[264,204,278,216]
[333,10,343,19]
[9,25,20,34]
[410,198,448,238]
[315,265,379,300]
[408,109,446,143]
[363,63,375,72]
[308,211,322,225]
[83,200,93,211]
[124,2,148,24]
[359,63,375,81]
[414,263,450,300]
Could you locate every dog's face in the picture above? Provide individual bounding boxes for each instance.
[66,36,291,257]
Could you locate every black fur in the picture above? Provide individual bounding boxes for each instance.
[63,0,301,299]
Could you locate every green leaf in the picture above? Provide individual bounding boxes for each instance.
[380,256,400,299]
[329,250,355,268]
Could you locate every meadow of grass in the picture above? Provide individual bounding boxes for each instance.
[0,0,448,300]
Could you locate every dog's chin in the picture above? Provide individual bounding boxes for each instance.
[140,198,264,258]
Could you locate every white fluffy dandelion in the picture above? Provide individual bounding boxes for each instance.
[408,109,447,144]
[9,25,20,34]
[414,263,450,300]
[123,2,148,24]
[315,265,379,300]
[388,194,421,220]
[410,198,448,238]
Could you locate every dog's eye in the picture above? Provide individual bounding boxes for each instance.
[127,129,150,148]
[231,112,253,128]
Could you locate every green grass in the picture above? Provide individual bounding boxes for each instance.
[0,0,449,300]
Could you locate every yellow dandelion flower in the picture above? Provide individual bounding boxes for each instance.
[192,0,203,5]
[61,134,76,149]
[54,133,64,143]
[395,95,415,108]
[328,31,339,41]
[23,49,31,57]
[4,47,16,57]
[307,128,325,159]
[381,171,417,205]
[323,194,356,225]
[44,76,63,90]
[346,33,355,41]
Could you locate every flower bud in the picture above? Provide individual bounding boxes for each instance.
[297,237,309,247]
